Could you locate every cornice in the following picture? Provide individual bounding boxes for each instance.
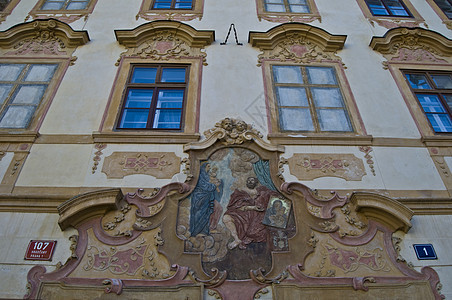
[0,18,89,49]
[350,192,413,233]
[370,27,452,57]
[114,20,214,48]
[248,22,346,52]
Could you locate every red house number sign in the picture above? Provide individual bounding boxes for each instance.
[25,240,57,261]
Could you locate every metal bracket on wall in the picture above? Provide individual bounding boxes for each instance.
[220,24,243,45]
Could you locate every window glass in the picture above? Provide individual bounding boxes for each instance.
[272,65,352,132]
[118,65,188,130]
[0,63,58,129]
[264,0,310,13]
[432,75,452,89]
[152,0,192,9]
[131,68,157,83]
[0,0,12,12]
[404,71,452,133]
[40,0,90,10]
[273,66,303,83]
[365,0,411,16]
[433,0,452,18]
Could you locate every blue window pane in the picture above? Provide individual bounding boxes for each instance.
[368,0,389,15]
[434,0,452,18]
[131,68,157,83]
[417,94,446,113]
[119,109,149,128]
[406,74,432,89]
[67,1,89,10]
[125,89,153,108]
[153,109,182,128]
[153,0,172,8]
[279,107,314,131]
[175,0,192,8]
[161,68,186,82]
[427,113,452,132]
[156,90,184,108]
[386,0,409,15]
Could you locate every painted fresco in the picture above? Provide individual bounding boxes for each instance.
[177,148,295,279]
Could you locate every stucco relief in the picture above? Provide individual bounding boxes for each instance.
[287,153,366,181]
[24,120,445,300]
[114,21,215,66]
[101,152,180,179]
[249,23,347,67]
[0,19,89,58]
[370,27,452,67]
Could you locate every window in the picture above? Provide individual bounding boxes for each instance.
[29,0,97,23]
[0,0,12,11]
[151,0,192,9]
[271,65,353,132]
[264,0,310,13]
[403,71,452,133]
[117,64,188,130]
[139,0,204,21]
[256,0,320,23]
[365,0,412,16]
[39,0,90,10]
[0,0,19,23]
[433,0,452,18]
[0,63,58,129]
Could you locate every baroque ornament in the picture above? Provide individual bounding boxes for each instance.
[203,118,263,145]
[257,33,342,67]
[116,30,208,66]
[10,20,66,56]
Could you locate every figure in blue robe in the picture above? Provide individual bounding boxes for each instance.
[189,163,222,236]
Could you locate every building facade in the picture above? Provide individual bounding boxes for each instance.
[0,0,451,298]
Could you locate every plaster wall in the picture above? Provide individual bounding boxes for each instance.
[0,212,76,299]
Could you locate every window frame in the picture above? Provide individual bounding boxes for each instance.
[263,61,365,139]
[29,0,98,21]
[99,57,202,143]
[364,0,413,17]
[270,64,353,133]
[151,0,193,10]
[256,0,320,23]
[426,0,452,29]
[116,63,190,131]
[402,69,452,134]
[138,0,204,21]
[0,58,69,133]
[355,0,424,28]
[0,0,20,24]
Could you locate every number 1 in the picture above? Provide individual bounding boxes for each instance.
[423,247,428,256]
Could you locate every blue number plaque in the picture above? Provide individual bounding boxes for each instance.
[413,244,437,260]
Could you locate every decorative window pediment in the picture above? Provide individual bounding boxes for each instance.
[114,20,214,66]
[0,18,90,59]
[249,23,346,67]
[370,27,452,66]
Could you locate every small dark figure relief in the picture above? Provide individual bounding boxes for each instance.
[177,148,295,279]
